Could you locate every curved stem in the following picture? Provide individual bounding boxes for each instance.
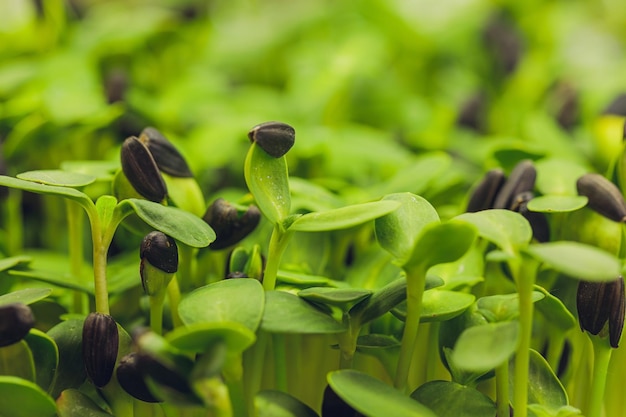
[262,226,292,291]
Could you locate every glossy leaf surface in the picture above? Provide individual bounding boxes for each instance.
[244,142,291,225]
[526,195,588,213]
[298,287,372,311]
[456,209,532,255]
[0,288,52,306]
[261,291,344,334]
[122,198,215,247]
[328,369,436,417]
[255,390,319,417]
[56,388,113,417]
[374,193,439,263]
[393,290,475,323]
[17,170,96,187]
[289,200,401,232]
[0,175,92,207]
[524,242,621,281]
[451,321,520,372]
[24,329,59,392]
[411,380,496,417]
[179,279,264,331]
[0,376,57,417]
[166,322,256,355]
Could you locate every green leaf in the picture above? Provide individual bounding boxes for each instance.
[289,200,401,232]
[405,220,477,271]
[95,195,117,229]
[392,290,476,323]
[277,270,335,287]
[47,319,86,398]
[261,291,345,334]
[0,376,57,417]
[350,278,407,326]
[255,390,319,417]
[0,256,31,272]
[24,329,59,392]
[534,286,577,332]
[410,380,496,417]
[0,175,92,207]
[526,196,588,213]
[121,198,215,248]
[451,321,520,372]
[534,158,588,196]
[0,288,52,306]
[327,370,437,417]
[179,279,264,332]
[298,287,372,311]
[524,242,622,281]
[511,350,568,412]
[0,341,35,382]
[456,209,532,255]
[244,142,291,225]
[368,152,451,198]
[60,160,118,181]
[476,291,545,323]
[527,404,582,417]
[17,170,96,187]
[374,193,439,263]
[56,388,113,417]
[166,322,256,355]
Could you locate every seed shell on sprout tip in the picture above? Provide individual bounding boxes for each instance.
[203,199,261,250]
[82,312,119,388]
[117,352,161,403]
[576,173,626,222]
[0,303,35,347]
[248,121,295,158]
[466,168,505,212]
[492,160,536,209]
[140,231,179,274]
[140,127,194,178]
[121,136,168,202]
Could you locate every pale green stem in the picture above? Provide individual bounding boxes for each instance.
[512,256,538,417]
[245,331,269,417]
[394,267,426,392]
[167,276,183,328]
[273,334,288,392]
[6,188,23,255]
[226,377,248,417]
[262,225,292,291]
[338,313,358,369]
[177,244,196,292]
[587,337,612,417]
[425,323,440,382]
[66,200,87,314]
[149,292,166,335]
[495,361,510,417]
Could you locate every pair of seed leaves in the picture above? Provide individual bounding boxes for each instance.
[0,169,215,248]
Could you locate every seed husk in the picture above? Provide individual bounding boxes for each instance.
[82,312,119,387]
[492,160,536,209]
[116,352,161,403]
[248,121,295,158]
[466,168,505,212]
[203,198,261,250]
[576,173,626,222]
[139,127,193,178]
[577,277,625,348]
[514,194,550,243]
[140,231,178,274]
[121,136,168,202]
[0,303,35,347]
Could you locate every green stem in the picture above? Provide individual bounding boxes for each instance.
[262,225,292,291]
[394,266,426,392]
[6,188,23,255]
[512,256,538,417]
[226,377,248,417]
[149,292,166,335]
[167,276,183,328]
[495,361,510,417]
[245,331,269,417]
[177,244,197,292]
[66,200,87,314]
[273,334,288,392]
[587,337,612,417]
[338,313,358,369]
[545,330,565,374]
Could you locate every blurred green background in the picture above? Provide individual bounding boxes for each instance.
[2,0,626,249]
